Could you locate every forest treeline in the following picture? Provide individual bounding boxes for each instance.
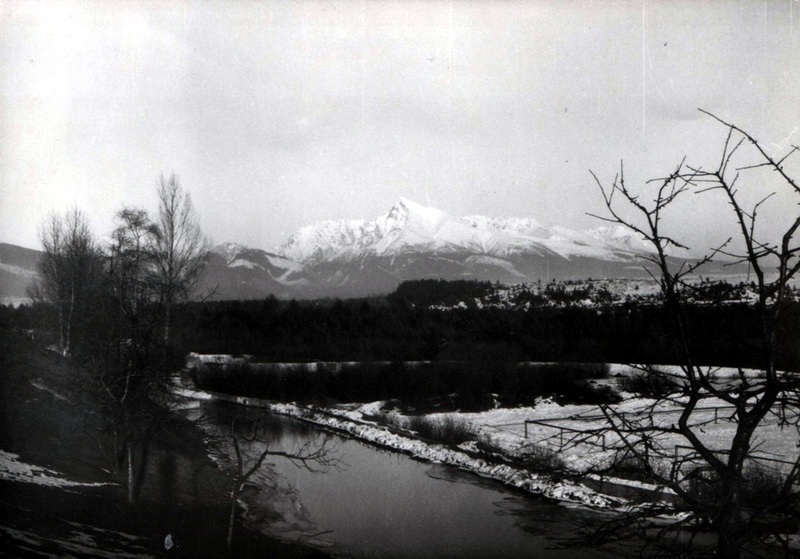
[192,361,617,411]
[3,278,798,370]
[78,280,800,367]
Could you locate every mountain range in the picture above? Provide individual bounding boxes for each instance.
[1,198,721,303]
[199,198,687,299]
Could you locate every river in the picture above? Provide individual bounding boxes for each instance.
[188,400,637,558]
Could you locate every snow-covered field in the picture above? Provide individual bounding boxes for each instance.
[441,395,799,476]
[439,365,798,474]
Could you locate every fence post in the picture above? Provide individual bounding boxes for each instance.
[524,421,528,439]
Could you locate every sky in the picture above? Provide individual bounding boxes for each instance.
[1,0,799,255]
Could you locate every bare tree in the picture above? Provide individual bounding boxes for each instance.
[84,201,205,504]
[101,207,167,503]
[27,179,208,504]
[580,112,800,558]
[108,208,162,335]
[30,208,103,357]
[154,174,209,344]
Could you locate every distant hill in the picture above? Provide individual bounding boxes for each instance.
[0,243,41,305]
[201,243,320,300]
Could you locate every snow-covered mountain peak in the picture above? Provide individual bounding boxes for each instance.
[275,198,674,265]
[377,198,449,238]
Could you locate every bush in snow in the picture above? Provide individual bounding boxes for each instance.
[554,379,622,406]
[407,414,475,445]
[618,369,681,398]
[515,443,565,471]
[686,462,787,515]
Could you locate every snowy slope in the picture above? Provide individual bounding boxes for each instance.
[203,244,316,300]
[587,225,663,255]
[211,245,305,282]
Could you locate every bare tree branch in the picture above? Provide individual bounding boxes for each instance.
[583,111,800,557]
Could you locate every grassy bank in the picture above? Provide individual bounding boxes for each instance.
[0,328,329,558]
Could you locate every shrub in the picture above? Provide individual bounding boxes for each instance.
[606,453,657,483]
[619,370,680,398]
[554,379,622,405]
[686,462,785,511]
[740,464,785,510]
[475,435,565,471]
[378,411,408,431]
[515,443,565,471]
[407,414,475,445]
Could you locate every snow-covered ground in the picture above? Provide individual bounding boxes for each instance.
[0,522,155,559]
[0,449,112,488]
[364,364,800,480]
[442,395,799,476]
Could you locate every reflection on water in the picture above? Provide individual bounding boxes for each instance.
[191,401,627,558]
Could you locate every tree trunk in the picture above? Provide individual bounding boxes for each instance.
[65,280,74,357]
[163,301,171,345]
[58,303,65,356]
[133,435,151,501]
[717,525,742,559]
[716,487,743,559]
[126,441,135,504]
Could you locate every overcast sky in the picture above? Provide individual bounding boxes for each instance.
[1,0,799,254]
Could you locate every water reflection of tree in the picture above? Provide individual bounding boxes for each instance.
[226,411,343,551]
[158,452,176,502]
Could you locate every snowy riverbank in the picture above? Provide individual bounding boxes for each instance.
[173,361,800,519]
[172,382,628,511]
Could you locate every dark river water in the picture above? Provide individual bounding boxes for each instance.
[190,401,634,558]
